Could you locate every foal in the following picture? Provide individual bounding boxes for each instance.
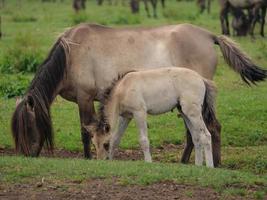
[85,68,217,167]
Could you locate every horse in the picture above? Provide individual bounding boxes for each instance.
[11,23,267,167]
[231,8,250,36]
[73,0,86,12]
[84,68,217,167]
[97,0,165,18]
[219,0,267,37]
[197,0,211,14]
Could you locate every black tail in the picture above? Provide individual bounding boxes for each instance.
[203,80,222,167]
[215,35,267,85]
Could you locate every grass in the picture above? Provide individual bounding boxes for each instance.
[0,0,266,198]
[0,156,266,197]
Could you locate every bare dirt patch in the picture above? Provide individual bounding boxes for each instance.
[0,144,183,162]
[0,178,232,200]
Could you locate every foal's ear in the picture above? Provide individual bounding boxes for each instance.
[83,124,96,135]
[25,95,35,111]
[104,124,110,133]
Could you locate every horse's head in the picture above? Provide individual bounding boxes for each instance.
[11,93,53,156]
[84,122,111,160]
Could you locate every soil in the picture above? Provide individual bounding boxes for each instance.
[0,144,183,162]
[0,178,233,200]
[0,146,245,200]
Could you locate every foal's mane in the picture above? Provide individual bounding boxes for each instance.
[97,71,136,132]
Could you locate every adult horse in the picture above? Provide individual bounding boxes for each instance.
[220,0,267,37]
[12,23,267,167]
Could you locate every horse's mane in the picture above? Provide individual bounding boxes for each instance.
[28,38,69,105]
[97,71,136,133]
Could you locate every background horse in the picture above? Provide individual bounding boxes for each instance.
[231,8,250,36]
[11,23,267,167]
[197,0,211,14]
[85,68,217,168]
[220,0,267,37]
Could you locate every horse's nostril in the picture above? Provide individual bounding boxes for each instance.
[104,143,110,151]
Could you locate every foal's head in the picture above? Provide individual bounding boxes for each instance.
[84,122,111,160]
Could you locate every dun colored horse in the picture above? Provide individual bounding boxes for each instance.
[85,68,217,168]
[73,0,86,12]
[220,0,266,37]
[231,8,250,36]
[11,23,267,167]
[98,0,165,18]
[197,0,211,14]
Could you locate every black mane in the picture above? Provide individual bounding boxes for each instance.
[11,37,69,155]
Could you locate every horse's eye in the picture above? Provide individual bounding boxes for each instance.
[103,143,110,151]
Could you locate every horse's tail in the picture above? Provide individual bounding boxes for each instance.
[214,35,267,85]
[11,37,69,156]
[202,79,222,166]
[202,79,217,125]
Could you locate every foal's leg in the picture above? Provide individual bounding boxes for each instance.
[134,111,152,162]
[182,103,213,167]
[109,116,131,159]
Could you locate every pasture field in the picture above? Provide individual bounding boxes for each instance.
[0,0,267,199]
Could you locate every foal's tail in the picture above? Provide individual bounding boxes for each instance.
[214,35,267,85]
[202,80,217,125]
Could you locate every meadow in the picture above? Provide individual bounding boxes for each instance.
[0,0,266,199]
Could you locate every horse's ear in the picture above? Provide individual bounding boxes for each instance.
[25,95,34,111]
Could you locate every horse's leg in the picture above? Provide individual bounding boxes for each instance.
[198,0,205,14]
[143,0,151,17]
[207,0,211,14]
[180,123,194,164]
[206,118,221,167]
[151,0,157,18]
[109,116,131,159]
[133,111,152,162]
[220,2,230,35]
[260,6,266,37]
[78,99,96,159]
[161,0,165,8]
[250,5,261,38]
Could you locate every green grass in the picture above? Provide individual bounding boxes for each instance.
[0,0,266,196]
[0,156,266,197]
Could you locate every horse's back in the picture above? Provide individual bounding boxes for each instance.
[61,23,218,101]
